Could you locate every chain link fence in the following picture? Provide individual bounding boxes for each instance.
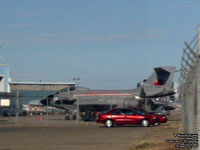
[180,27,200,149]
[0,91,72,125]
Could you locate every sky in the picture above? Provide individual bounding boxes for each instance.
[0,0,200,89]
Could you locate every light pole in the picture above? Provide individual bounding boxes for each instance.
[15,91,19,124]
[73,77,80,123]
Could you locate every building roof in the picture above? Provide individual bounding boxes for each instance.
[10,81,76,85]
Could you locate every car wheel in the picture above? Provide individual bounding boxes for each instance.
[104,120,113,128]
[141,119,150,127]
[153,119,160,126]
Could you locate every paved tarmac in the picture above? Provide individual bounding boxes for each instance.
[0,111,182,150]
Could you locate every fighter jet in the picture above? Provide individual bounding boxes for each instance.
[41,66,176,121]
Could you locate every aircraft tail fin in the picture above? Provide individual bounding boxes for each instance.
[140,66,176,89]
[138,66,176,98]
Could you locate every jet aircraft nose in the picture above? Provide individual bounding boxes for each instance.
[40,98,48,106]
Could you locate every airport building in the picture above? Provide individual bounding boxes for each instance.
[10,82,76,104]
[0,64,76,105]
[0,64,13,115]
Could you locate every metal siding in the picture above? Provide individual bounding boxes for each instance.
[9,83,74,104]
[10,84,70,91]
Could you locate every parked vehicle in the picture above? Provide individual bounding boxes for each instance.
[130,107,167,126]
[97,108,158,127]
[0,109,27,117]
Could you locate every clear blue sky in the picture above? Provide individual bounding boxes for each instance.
[0,0,199,89]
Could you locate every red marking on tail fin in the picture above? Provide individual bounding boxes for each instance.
[154,80,164,86]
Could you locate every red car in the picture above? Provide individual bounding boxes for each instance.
[130,108,168,126]
[97,108,158,127]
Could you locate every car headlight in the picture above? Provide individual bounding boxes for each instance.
[162,116,166,119]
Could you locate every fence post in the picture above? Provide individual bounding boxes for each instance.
[197,25,200,150]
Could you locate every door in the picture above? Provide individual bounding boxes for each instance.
[111,109,126,124]
[123,109,137,124]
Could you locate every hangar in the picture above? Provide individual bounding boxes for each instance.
[0,64,76,105]
[9,81,76,104]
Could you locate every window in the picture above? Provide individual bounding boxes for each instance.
[112,109,123,115]
[61,88,68,92]
[134,109,146,115]
[123,109,135,115]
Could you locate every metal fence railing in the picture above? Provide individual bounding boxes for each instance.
[179,27,200,149]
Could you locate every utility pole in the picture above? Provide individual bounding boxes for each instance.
[110,95,112,110]
[198,25,200,55]
[15,91,19,124]
[46,96,49,125]
[73,77,80,123]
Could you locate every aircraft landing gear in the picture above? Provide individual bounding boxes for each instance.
[64,110,76,120]
[64,112,71,120]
